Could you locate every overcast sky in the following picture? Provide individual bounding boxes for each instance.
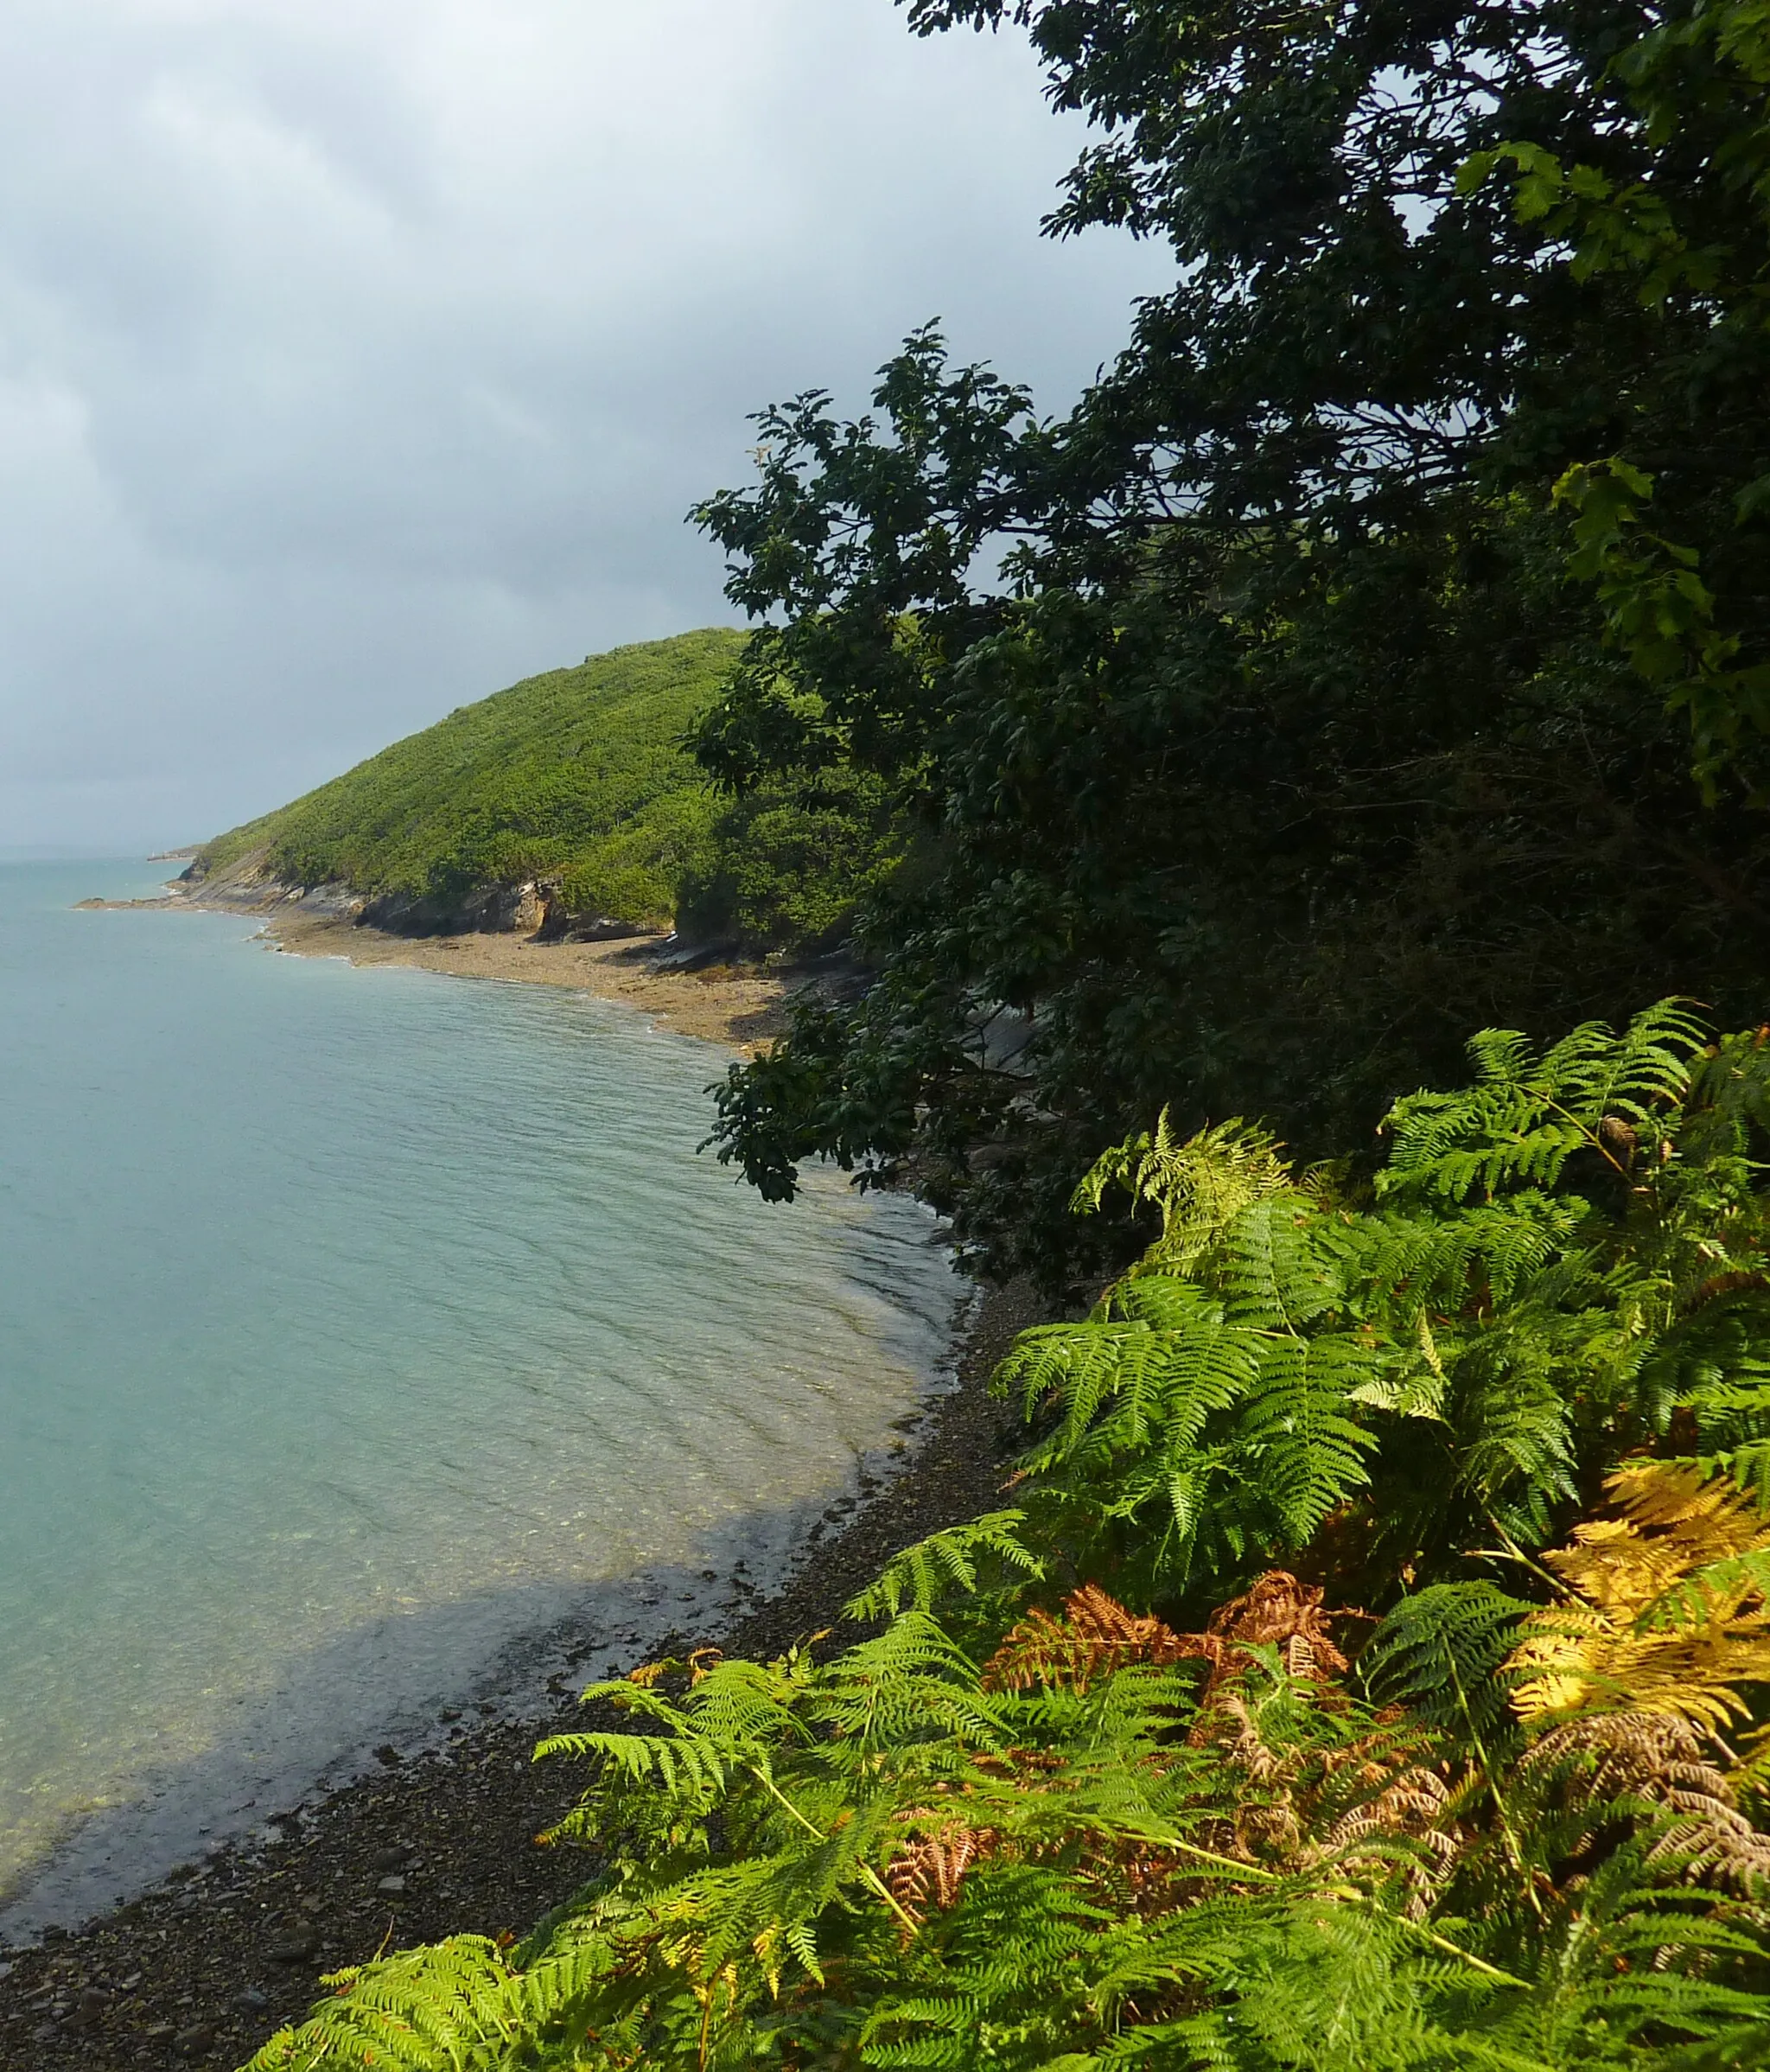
[0,0,1167,853]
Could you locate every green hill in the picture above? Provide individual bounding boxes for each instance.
[197,630,745,932]
[195,626,906,947]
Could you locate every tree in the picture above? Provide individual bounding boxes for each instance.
[690,0,1770,1286]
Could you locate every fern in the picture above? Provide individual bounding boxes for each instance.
[1073,1110,1294,1268]
[243,1004,1770,2071]
[844,1510,1045,1621]
[1363,1583,1533,1736]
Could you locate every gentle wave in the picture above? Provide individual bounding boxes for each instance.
[0,860,958,1918]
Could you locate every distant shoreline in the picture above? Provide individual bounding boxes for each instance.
[76,881,802,1056]
[261,909,799,1056]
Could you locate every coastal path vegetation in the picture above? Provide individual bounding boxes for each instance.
[245,1000,1770,2068]
[209,0,1770,2060]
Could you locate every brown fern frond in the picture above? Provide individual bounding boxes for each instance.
[1312,1746,1459,1913]
[1520,1711,1770,1896]
[983,1584,1189,1693]
[1190,1682,1454,1898]
[1181,1571,1352,1708]
[883,1815,1000,1934]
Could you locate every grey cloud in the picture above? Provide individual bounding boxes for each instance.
[0,0,1168,851]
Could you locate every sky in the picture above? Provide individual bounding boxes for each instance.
[0,0,1168,854]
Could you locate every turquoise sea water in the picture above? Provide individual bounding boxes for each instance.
[0,860,958,1925]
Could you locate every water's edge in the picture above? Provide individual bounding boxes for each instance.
[0,1279,1041,2072]
[0,1318,967,1942]
[0,860,964,1954]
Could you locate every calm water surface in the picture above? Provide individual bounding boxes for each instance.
[0,861,958,1920]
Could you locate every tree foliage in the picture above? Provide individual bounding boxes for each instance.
[690,0,1770,1284]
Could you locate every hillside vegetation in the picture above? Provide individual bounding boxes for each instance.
[199,626,906,946]
[198,631,744,931]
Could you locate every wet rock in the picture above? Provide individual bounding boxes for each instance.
[265,1926,319,1966]
[234,1986,269,2011]
[66,1986,110,2029]
[369,1845,411,1873]
[175,2022,218,2056]
[373,1744,403,1767]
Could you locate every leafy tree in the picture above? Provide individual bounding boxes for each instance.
[690,0,1770,1285]
[676,771,908,954]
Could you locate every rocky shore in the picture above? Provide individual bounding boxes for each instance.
[0,1281,1042,2072]
[76,859,826,1056]
[258,911,803,1055]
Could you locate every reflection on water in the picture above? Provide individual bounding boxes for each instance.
[0,861,958,1918]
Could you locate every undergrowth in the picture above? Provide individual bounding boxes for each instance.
[242,1001,1770,2069]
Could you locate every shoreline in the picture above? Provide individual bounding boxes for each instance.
[0,1278,1038,2069]
[76,883,811,1056]
[263,911,801,1057]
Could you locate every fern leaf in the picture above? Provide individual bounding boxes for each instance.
[844,1510,1044,1622]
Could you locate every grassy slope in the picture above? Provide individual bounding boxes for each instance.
[200,628,745,928]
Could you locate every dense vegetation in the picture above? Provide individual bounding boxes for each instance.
[247,1003,1770,2067]
[195,630,901,947]
[199,633,742,929]
[691,0,1770,1286]
[226,0,1770,2063]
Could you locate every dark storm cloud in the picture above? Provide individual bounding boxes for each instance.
[0,1,1168,851]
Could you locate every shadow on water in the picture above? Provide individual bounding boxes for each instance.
[0,1470,903,1941]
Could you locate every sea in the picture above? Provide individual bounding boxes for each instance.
[0,859,960,1935]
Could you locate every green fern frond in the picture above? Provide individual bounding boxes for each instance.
[1363,1584,1532,1735]
[843,1510,1045,1622]
[1073,1111,1292,1268]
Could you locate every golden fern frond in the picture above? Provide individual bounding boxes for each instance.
[1508,1462,1770,1728]
[982,1584,1188,1693]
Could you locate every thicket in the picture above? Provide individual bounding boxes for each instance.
[691,0,1770,1286]
[195,631,894,948]
[245,1002,1770,2067]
